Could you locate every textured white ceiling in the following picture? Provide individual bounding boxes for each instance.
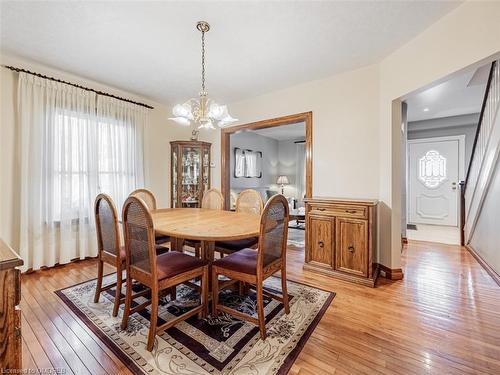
[406,64,488,122]
[0,1,461,104]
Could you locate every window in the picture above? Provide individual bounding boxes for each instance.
[52,112,138,221]
[418,150,447,188]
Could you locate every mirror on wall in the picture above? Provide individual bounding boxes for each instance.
[234,148,262,178]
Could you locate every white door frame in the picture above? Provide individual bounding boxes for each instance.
[407,135,466,227]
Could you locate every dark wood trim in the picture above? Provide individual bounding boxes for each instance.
[459,181,466,246]
[465,244,500,287]
[377,264,404,280]
[2,65,154,109]
[465,61,495,186]
[221,112,313,209]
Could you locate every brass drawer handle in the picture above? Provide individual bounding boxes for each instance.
[318,241,324,248]
[345,209,357,214]
[317,208,326,211]
[348,245,355,252]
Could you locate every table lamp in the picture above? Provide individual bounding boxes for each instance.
[276,175,289,195]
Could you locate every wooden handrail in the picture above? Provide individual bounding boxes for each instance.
[464,61,496,189]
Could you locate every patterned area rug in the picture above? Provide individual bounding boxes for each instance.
[56,274,334,374]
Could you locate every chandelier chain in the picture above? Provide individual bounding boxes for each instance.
[170,21,237,130]
[201,29,206,92]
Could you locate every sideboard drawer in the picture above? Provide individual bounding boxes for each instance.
[309,203,367,219]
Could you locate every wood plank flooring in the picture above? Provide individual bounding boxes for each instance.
[20,240,500,374]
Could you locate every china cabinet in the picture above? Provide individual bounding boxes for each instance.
[170,141,211,208]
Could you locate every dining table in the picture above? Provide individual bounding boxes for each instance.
[151,208,261,263]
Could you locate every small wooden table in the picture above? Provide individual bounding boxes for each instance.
[151,208,260,262]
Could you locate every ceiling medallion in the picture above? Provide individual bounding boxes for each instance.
[169,21,238,140]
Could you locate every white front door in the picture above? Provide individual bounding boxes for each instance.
[408,136,464,226]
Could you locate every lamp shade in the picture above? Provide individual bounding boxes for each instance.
[277,175,289,185]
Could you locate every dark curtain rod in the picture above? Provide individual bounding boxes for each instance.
[2,65,154,109]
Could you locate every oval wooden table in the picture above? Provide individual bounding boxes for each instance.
[151,208,260,262]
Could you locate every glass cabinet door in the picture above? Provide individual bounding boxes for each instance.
[171,141,211,208]
[181,146,201,207]
[172,146,178,207]
[202,145,210,197]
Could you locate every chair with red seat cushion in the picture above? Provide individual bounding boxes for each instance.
[214,189,263,257]
[121,196,208,351]
[212,194,290,340]
[94,194,166,318]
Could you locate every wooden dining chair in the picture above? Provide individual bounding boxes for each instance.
[215,189,263,257]
[184,188,224,257]
[201,188,224,210]
[121,196,209,351]
[93,194,126,317]
[212,194,290,340]
[129,188,170,247]
[94,193,166,317]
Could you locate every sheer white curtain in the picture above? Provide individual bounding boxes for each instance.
[97,96,146,210]
[295,143,306,205]
[245,151,258,177]
[18,73,146,271]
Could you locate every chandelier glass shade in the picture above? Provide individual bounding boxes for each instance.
[169,21,237,130]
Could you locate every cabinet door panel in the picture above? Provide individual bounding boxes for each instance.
[335,218,368,276]
[307,215,334,268]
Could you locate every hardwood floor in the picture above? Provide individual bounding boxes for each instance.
[20,240,500,374]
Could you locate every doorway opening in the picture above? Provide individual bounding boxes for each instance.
[220,112,312,250]
[402,64,489,245]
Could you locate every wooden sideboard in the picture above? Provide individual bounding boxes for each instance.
[0,239,23,370]
[304,197,379,287]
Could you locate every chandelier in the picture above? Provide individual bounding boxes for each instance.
[169,21,238,134]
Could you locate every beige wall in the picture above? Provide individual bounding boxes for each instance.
[211,64,381,199]
[0,55,192,251]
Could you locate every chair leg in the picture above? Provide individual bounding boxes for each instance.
[243,282,250,295]
[256,282,266,340]
[170,285,176,301]
[147,292,159,351]
[281,268,290,314]
[112,265,123,317]
[211,268,219,317]
[200,266,208,319]
[93,259,104,303]
[120,273,132,330]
